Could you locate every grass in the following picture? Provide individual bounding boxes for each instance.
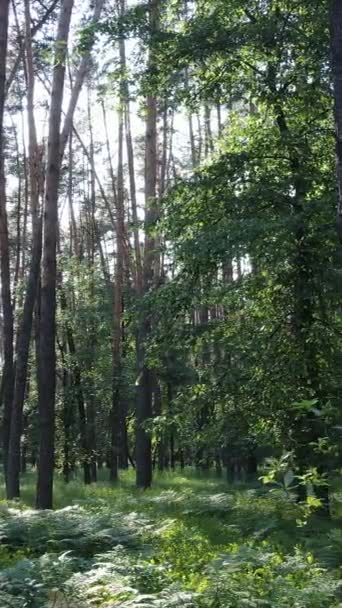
[0,469,342,606]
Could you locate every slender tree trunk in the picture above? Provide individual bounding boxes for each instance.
[110,33,126,478]
[124,102,143,292]
[196,113,203,162]
[36,0,74,510]
[6,0,59,97]
[7,0,43,500]
[11,120,22,311]
[117,0,143,293]
[68,133,79,256]
[204,104,213,156]
[20,109,29,279]
[73,124,116,232]
[166,382,175,471]
[59,285,91,484]
[159,103,168,197]
[59,0,104,159]
[60,337,72,483]
[331,0,342,240]
[0,0,14,485]
[7,222,42,498]
[87,90,97,483]
[331,7,342,514]
[136,0,159,489]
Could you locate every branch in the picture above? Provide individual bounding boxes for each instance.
[59,0,105,159]
[6,0,59,95]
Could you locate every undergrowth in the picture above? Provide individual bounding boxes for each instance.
[0,470,342,607]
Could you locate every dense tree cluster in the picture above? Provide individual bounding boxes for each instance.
[0,0,341,514]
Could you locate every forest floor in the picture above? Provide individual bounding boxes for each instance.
[0,471,342,607]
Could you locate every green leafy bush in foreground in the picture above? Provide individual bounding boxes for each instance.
[0,472,342,607]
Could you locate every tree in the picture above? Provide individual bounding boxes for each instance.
[331,0,342,240]
[135,0,159,489]
[36,0,74,510]
[0,0,14,484]
[7,0,43,500]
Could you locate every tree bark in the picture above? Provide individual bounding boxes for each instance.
[10,119,23,312]
[118,9,143,294]
[59,283,92,484]
[87,89,98,483]
[136,0,159,489]
[36,0,74,510]
[109,75,126,482]
[331,0,342,240]
[0,0,14,484]
[7,0,43,500]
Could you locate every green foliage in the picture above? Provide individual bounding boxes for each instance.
[200,545,342,608]
[128,0,342,484]
[153,520,215,587]
[1,473,342,607]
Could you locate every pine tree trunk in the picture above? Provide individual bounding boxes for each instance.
[7,0,43,500]
[11,121,22,310]
[59,284,91,484]
[20,110,29,278]
[118,0,143,293]
[204,104,213,156]
[331,0,342,239]
[136,0,159,489]
[60,338,72,483]
[68,133,79,256]
[59,0,105,160]
[0,0,14,486]
[36,0,74,510]
[110,94,125,482]
[86,89,98,484]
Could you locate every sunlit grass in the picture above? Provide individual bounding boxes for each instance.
[1,470,342,606]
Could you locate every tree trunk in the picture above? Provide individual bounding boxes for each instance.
[118,0,143,294]
[67,133,79,256]
[86,88,98,484]
[204,104,213,156]
[7,0,43,500]
[109,14,126,480]
[36,0,74,510]
[136,0,159,489]
[60,337,72,483]
[7,221,42,498]
[0,0,14,486]
[331,0,342,240]
[59,283,91,484]
[59,0,105,160]
[11,119,23,312]
[6,0,60,97]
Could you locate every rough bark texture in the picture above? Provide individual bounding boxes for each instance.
[7,221,42,499]
[110,96,125,482]
[136,0,159,489]
[87,93,98,483]
[0,0,14,484]
[36,0,74,510]
[331,0,342,240]
[118,6,143,294]
[7,0,43,500]
[109,0,130,482]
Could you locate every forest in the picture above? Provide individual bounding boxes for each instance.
[1,0,342,605]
